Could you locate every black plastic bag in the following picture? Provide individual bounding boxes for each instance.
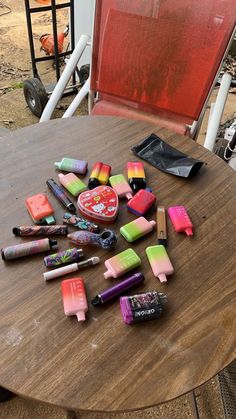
[132,133,204,178]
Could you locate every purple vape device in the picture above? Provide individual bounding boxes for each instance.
[120,291,167,324]
[91,272,145,306]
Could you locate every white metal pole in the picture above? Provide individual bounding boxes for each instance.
[40,34,90,122]
[204,72,232,151]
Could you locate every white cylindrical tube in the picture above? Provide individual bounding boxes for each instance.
[40,34,90,122]
[62,78,90,118]
[44,263,78,281]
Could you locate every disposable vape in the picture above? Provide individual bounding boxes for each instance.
[88,162,111,189]
[46,178,76,212]
[1,238,57,261]
[120,291,168,324]
[25,193,56,224]
[146,245,174,283]
[157,206,167,246]
[168,206,193,236]
[44,248,83,267]
[12,225,68,236]
[127,162,146,192]
[61,278,88,321]
[43,256,100,281]
[67,229,117,250]
[91,272,145,306]
[103,248,141,279]
[63,212,100,233]
[54,157,87,174]
[109,174,133,200]
[127,189,156,216]
[120,217,156,242]
[58,173,87,197]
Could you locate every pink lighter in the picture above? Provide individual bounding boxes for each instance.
[61,277,88,321]
[168,206,193,236]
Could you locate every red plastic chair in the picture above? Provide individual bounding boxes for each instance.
[41,0,236,143]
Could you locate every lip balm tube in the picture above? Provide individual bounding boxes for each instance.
[12,225,68,237]
[88,162,111,189]
[157,206,167,246]
[120,291,168,324]
[91,272,145,306]
[127,189,156,216]
[43,256,100,281]
[58,173,87,197]
[54,158,88,175]
[61,278,88,321]
[103,248,141,279]
[1,238,57,261]
[63,212,100,233]
[44,248,83,267]
[146,245,174,283]
[46,178,76,212]
[168,206,193,236]
[127,162,146,192]
[120,217,156,242]
[109,174,133,200]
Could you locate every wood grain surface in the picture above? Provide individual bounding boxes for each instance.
[0,116,235,413]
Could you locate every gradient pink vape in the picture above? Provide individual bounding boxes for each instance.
[61,277,88,321]
[168,206,193,236]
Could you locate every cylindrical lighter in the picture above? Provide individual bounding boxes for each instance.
[127,162,146,192]
[1,238,57,261]
[120,291,168,324]
[109,174,133,200]
[168,206,193,236]
[120,217,156,242]
[88,162,111,189]
[103,248,141,279]
[91,272,145,306]
[54,157,88,174]
[61,277,88,321]
[12,225,68,237]
[44,248,83,267]
[58,173,87,197]
[146,245,174,283]
[46,178,76,212]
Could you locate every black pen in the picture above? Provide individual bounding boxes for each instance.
[46,178,76,213]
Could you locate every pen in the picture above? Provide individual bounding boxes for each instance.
[43,256,100,281]
[46,178,76,213]
[157,206,167,246]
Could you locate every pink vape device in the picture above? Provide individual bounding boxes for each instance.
[61,277,88,321]
[146,245,174,283]
[168,206,193,236]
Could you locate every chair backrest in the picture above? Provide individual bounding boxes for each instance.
[91,0,236,122]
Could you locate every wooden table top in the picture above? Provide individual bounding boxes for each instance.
[0,116,235,413]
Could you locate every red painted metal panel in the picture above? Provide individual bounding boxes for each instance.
[91,0,236,121]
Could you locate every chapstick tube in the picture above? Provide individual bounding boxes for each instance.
[168,206,193,236]
[43,256,100,281]
[146,245,174,283]
[127,162,146,192]
[58,173,87,197]
[91,272,145,306]
[120,217,156,242]
[12,225,68,237]
[61,278,88,321]
[46,178,76,212]
[1,238,57,261]
[44,248,83,267]
[103,248,141,279]
[120,291,168,324]
[54,158,88,175]
[109,174,133,200]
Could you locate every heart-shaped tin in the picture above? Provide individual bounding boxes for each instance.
[77,186,119,223]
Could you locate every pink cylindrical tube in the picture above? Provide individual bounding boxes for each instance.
[1,238,57,261]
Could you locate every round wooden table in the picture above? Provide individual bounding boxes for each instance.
[0,116,235,413]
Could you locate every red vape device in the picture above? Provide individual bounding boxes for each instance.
[25,193,56,224]
[127,189,156,216]
[168,206,193,236]
[61,277,88,321]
